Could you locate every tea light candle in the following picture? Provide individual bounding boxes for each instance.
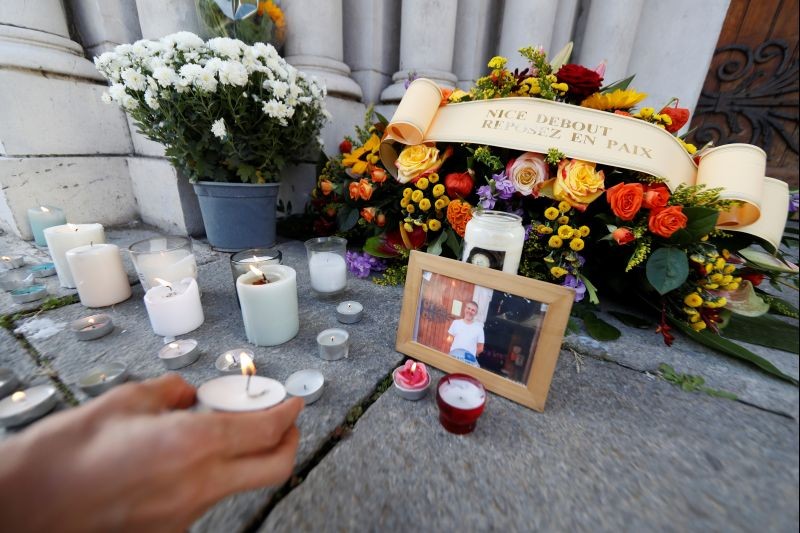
[27,206,66,246]
[336,301,363,324]
[236,265,299,347]
[436,373,487,434]
[215,348,254,372]
[66,243,131,308]
[43,223,105,288]
[0,385,58,427]
[392,360,431,401]
[10,284,47,304]
[0,269,34,291]
[1,255,24,269]
[198,353,286,411]
[158,339,200,370]
[285,369,325,405]
[77,362,128,397]
[29,262,56,278]
[0,368,20,400]
[70,314,114,341]
[144,278,204,337]
[308,252,347,295]
[316,328,349,361]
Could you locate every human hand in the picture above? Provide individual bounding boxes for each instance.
[0,374,304,533]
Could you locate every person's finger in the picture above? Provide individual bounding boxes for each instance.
[220,425,301,492]
[96,373,197,415]
[201,397,304,459]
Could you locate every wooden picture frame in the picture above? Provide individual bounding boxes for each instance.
[396,251,575,412]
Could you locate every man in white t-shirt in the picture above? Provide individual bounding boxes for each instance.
[448,301,484,367]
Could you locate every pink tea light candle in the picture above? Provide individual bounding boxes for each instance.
[392,360,430,401]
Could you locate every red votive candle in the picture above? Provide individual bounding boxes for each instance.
[436,373,487,434]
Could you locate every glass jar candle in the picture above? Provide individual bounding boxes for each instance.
[129,236,197,291]
[230,247,282,288]
[461,210,525,274]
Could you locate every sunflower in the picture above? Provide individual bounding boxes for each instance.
[580,89,647,111]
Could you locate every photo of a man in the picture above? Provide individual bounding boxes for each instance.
[447,301,484,367]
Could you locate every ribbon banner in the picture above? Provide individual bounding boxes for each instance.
[381,79,787,243]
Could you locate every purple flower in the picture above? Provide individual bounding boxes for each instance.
[403,72,418,90]
[493,171,515,200]
[790,191,799,213]
[346,251,387,279]
[523,224,533,240]
[562,274,586,302]
[477,184,496,209]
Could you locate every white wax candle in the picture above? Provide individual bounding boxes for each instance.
[336,300,363,324]
[308,252,347,294]
[316,328,349,360]
[236,265,299,346]
[438,379,486,409]
[43,223,105,288]
[197,375,286,412]
[132,248,197,291]
[65,243,131,307]
[1,255,25,269]
[0,385,57,427]
[27,206,66,246]
[143,278,204,337]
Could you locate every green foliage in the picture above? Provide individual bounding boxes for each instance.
[471,146,504,171]
[668,184,735,210]
[374,263,408,286]
[625,236,652,271]
[582,312,621,341]
[546,148,565,165]
[646,247,689,295]
[658,364,738,400]
[721,314,799,354]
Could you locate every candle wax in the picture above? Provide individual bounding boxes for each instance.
[197,375,286,412]
[438,379,485,409]
[308,252,347,294]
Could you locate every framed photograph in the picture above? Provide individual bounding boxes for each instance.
[396,251,575,412]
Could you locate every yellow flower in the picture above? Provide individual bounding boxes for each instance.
[726,282,739,291]
[715,258,726,271]
[554,159,605,211]
[395,144,443,184]
[411,190,424,203]
[402,188,413,198]
[429,173,439,183]
[638,107,655,118]
[548,236,563,248]
[723,264,736,274]
[448,90,469,103]
[557,215,570,225]
[406,204,415,213]
[721,274,733,285]
[416,177,429,190]
[544,207,559,220]
[678,138,697,155]
[341,134,381,175]
[722,249,731,259]
[683,307,699,316]
[552,82,568,93]
[558,201,571,213]
[419,198,431,211]
[570,238,585,251]
[432,184,445,197]
[487,56,507,69]
[684,293,703,307]
[400,197,410,208]
[690,320,707,332]
[716,297,727,307]
[550,266,568,278]
[709,273,723,283]
[434,198,448,210]
[689,314,701,323]
[403,222,413,233]
[557,225,574,239]
[428,219,441,231]
[580,89,648,111]
[578,225,590,237]
[539,226,553,235]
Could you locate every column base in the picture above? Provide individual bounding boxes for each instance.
[286,54,363,100]
[380,69,457,103]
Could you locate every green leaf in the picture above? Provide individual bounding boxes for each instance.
[721,314,800,354]
[600,75,635,93]
[609,311,652,329]
[645,247,689,295]
[739,247,799,273]
[583,312,621,341]
[756,290,800,318]
[363,236,397,259]
[722,280,769,317]
[682,207,719,238]
[669,318,798,385]
[444,228,462,258]
[426,230,447,256]
[549,41,573,71]
[578,273,599,305]
[337,208,359,232]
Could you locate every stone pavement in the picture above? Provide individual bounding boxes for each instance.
[0,225,798,532]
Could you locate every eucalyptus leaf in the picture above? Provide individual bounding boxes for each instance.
[682,206,719,239]
[645,247,689,295]
[337,208,359,232]
[583,312,621,341]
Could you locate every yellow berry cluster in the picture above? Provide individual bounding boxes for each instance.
[515,75,568,97]
[400,173,450,233]
[535,201,591,279]
[691,250,742,292]
[634,107,673,129]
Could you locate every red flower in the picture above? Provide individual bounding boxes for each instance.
[648,206,687,238]
[339,139,353,154]
[740,271,765,286]
[612,227,635,245]
[659,99,690,134]
[643,184,670,209]
[606,182,643,221]
[444,171,474,199]
[556,64,603,99]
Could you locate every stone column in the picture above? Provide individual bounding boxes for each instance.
[576,0,645,84]
[135,0,203,39]
[551,0,580,55]
[380,0,459,103]
[0,0,138,239]
[343,0,401,104]
[497,0,559,70]
[69,0,142,57]
[627,0,731,121]
[452,0,497,90]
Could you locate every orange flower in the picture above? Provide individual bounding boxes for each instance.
[376,212,386,227]
[348,181,360,200]
[612,227,635,245]
[648,206,687,238]
[446,199,473,237]
[606,182,643,221]
[370,167,388,184]
[361,207,376,223]
[319,179,334,196]
[357,179,374,201]
[642,184,670,209]
[440,87,453,106]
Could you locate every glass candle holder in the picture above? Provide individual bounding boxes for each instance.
[304,236,347,296]
[129,236,197,291]
[436,373,487,434]
[230,247,282,288]
[461,210,525,274]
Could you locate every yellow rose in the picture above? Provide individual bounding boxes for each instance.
[395,144,442,184]
[553,159,606,211]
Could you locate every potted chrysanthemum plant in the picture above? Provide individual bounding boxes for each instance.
[95,31,328,251]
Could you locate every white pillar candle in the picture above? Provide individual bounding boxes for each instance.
[308,252,347,294]
[65,243,131,308]
[43,223,105,288]
[236,265,299,347]
[143,278,204,337]
[27,206,66,246]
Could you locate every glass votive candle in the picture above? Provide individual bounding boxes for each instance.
[129,236,197,291]
[436,373,487,435]
[305,236,347,296]
[27,206,66,246]
[230,247,282,289]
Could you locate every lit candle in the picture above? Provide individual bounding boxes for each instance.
[144,278,204,337]
[336,301,364,324]
[128,236,197,291]
[10,284,47,304]
[43,223,105,288]
[70,314,114,341]
[215,349,254,372]
[236,265,299,347]
[392,360,430,401]
[0,368,20,400]
[230,248,282,291]
[1,255,25,269]
[197,352,286,411]
[436,374,487,434]
[284,369,325,405]
[65,243,131,308]
[0,385,58,427]
[158,339,200,370]
[316,328,349,361]
[77,362,128,397]
[27,206,66,246]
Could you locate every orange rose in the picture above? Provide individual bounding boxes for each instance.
[370,167,387,184]
[357,179,374,201]
[606,182,643,221]
[648,206,687,238]
[643,184,670,209]
[348,181,360,200]
[319,179,334,196]
[446,199,473,237]
[612,227,635,245]
[361,207,376,223]
[376,212,386,227]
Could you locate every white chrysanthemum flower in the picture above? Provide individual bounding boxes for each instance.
[195,67,218,92]
[144,89,159,109]
[94,52,114,70]
[211,118,227,139]
[100,92,112,104]
[218,61,248,86]
[204,57,223,73]
[179,63,203,86]
[163,32,204,51]
[269,80,289,99]
[122,94,139,110]
[152,66,178,87]
[108,83,127,102]
[208,37,244,59]
[121,68,146,91]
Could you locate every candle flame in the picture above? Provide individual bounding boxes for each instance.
[41,206,50,212]
[249,265,264,277]
[240,352,256,376]
[411,362,417,373]
[1,256,9,261]
[88,317,95,325]
[11,391,26,402]
[169,342,179,349]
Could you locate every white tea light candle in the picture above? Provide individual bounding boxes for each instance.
[1,255,24,269]
[66,243,131,308]
[158,339,200,370]
[198,375,286,412]
[285,369,324,405]
[10,284,47,304]
[336,301,363,324]
[27,206,66,246]
[0,385,57,427]
[70,314,114,341]
[316,328,349,361]
[144,278,204,337]
[215,349,254,372]
[43,223,105,288]
[236,265,299,347]
[77,362,128,397]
